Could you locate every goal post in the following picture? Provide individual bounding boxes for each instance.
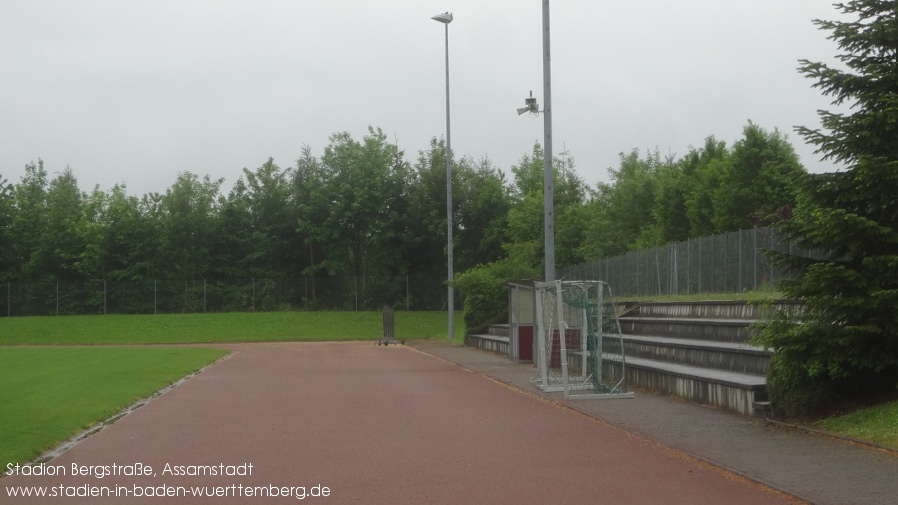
[531,280,634,400]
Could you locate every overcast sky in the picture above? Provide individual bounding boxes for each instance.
[1,1,846,197]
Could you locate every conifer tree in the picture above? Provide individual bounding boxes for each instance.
[759,1,898,417]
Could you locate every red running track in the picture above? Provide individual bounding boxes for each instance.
[1,342,803,504]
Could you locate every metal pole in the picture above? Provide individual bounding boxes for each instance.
[104,280,107,315]
[687,238,691,295]
[56,281,59,316]
[542,0,555,282]
[753,227,758,290]
[444,20,455,339]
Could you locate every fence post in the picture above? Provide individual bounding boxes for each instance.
[104,280,107,315]
[751,226,758,291]
[738,231,743,293]
[204,279,207,313]
[154,280,157,315]
[696,239,704,293]
[686,238,690,295]
[56,281,59,316]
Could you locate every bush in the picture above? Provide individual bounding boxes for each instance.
[453,258,537,334]
[765,353,840,420]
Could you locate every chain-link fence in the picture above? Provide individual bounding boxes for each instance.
[560,227,816,298]
[1,275,457,317]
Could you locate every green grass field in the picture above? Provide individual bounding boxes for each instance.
[0,310,464,345]
[0,346,228,466]
[0,311,461,467]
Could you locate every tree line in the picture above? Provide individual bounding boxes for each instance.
[0,122,806,314]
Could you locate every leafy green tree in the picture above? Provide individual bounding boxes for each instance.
[159,172,223,310]
[582,149,660,258]
[9,160,49,283]
[300,127,411,307]
[683,137,731,237]
[506,144,590,269]
[42,168,86,281]
[89,185,159,313]
[454,156,511,271]
[640,157,689,247]
[712,122,805,232]
[242,158,302,280]
[291,145,330,305]
[757,0,898,418]
[405,138,454,282]
[641,140,730,246]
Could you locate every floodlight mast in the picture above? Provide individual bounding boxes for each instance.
[516,1,555,282]
[432,11,455,340]
[542,0,555,282]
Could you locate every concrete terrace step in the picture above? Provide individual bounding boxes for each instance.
[608,334,771,376]
[464,333,509,355]
[603,354,768,416]
[635,300,802,319]
[487,324,510,338]
[618,316,756,343]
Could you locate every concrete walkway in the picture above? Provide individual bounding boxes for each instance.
[409,340,898,505]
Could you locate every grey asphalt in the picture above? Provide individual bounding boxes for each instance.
[409,340,898,505]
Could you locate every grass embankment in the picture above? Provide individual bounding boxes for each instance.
[815,401,898,449]
[0,346,227,466]
[617,288,785,304]
[0,310,464,345]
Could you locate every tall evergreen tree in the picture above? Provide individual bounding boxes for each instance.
[758,1,898,417]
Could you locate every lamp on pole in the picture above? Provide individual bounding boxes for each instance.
[432,11,455,339]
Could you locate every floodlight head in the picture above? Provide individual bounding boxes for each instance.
[518,92,540,115]
[431,12,453,24]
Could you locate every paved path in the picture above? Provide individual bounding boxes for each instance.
[3,342,804,504]
[410,340,898,505]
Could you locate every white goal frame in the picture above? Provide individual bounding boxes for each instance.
[531,279,634,400]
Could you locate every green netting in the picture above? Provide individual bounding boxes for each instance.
[531,280,632,400]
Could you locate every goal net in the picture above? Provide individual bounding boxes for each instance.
[531,280,633,400]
